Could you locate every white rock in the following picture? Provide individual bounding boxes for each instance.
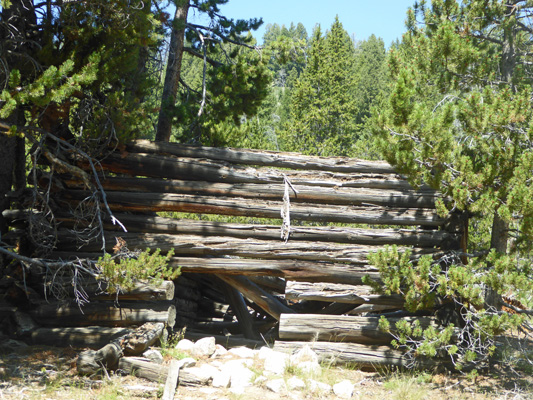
[192,337,216,358]
[333,380,354,399]
[212,369,231,388]
[295,360,321,376]
[290,345,319,364]
[257,346,274,360]
[142,349,163,364]
[229,363,255,389]
[211,344,228,358]
[308,379,332,394]
[175,339,194,352]
[224,358,253,369]
[263,351,289,375]
[287,376,305,390]
[265,378,286,393]
[177,357,196,369]
[181,365,215,385]
[198,363,220,380]
[228,346,256,359]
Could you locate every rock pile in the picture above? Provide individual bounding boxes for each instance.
[136,336,374,399]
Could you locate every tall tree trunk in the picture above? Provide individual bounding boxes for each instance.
[155,0,190,142]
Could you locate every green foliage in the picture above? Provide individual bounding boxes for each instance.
[281,18,359,156]
[370,246,528,369]
[97,248,179,294]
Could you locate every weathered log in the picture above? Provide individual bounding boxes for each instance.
[61,189,447,227]
[120,322,166,356]
[217,274,294,320]
[162,360,180,400]
[273,341,440,369]
[285,282,405,305]
[48,254,382,285]
[6,210,458,247]
[278,314,435,345]
[348,304,401,315]
[29,301,176,327]
[55,230,440,264]
[125,139,398,174]
[61,175,440,209]
[118,357,211,386]
[248,276,286,293]
[32,326,133,349]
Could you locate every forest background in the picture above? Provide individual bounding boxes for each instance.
[1,0,533,369]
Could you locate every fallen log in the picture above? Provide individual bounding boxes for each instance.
[273,341,440,369]
[61,189,447,227]
[278,314,435,345]
[118,357,211,386]
[61,175,440,209]
[76,322,165,375]
[285,282,405,305]
[30,301,176,328]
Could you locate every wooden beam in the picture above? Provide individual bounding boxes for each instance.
[285,282,405,305]
[278,314,435,345]
[61,175,440,209]
[55,230,441,264]
[61,190,447,227]
[273,341,441,369]
[125,139,398,174]
[217,275,294,320]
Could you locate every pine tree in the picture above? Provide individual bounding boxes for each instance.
[282,17,358,156]
[372,0,533,367]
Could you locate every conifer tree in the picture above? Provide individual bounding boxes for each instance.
[283,17,358,156]
[372,0,533,367]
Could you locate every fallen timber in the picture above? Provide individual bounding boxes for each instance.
[0,140,467,372]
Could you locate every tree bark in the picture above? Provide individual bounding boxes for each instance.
[155,0,190,142]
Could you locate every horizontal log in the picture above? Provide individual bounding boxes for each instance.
[47,253,382,285]
[118,357,211,386]
[55,230,441,264]
[126,140,398,173]
[285,282,405,305]
[29,301,176,328]
[61,190,447,227]
[80,149,427,190]
[61,175,440,209]
[4,210,457,247]
[278,314,435,345]
[273,341,440,369]
[32,326,133,349]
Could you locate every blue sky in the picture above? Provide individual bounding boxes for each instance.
[200,0,417,47]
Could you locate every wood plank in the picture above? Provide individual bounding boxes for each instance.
[61,190,447,227]
[126,139,398,174]
[273,341,440,369]
[162,360,180,400]
[285,282,404,305]
[278,314,435,345]
[61,175,440,209]
[55,230,441,264]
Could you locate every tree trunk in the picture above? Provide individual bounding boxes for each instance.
[155,0,190,142]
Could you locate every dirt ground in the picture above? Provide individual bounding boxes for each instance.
[1,344,532,400]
